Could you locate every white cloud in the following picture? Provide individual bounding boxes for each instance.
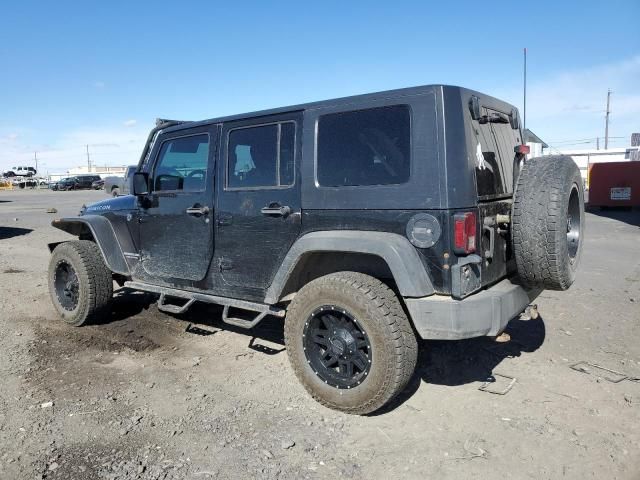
[496,56,640,148]
[123,119,137,127]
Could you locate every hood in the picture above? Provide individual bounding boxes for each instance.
[82,195,136,215]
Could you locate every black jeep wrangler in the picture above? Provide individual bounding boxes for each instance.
[47,85,584,414]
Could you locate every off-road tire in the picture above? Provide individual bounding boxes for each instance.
[111,187,120,197]
[512,155,585,290]
[284,272,418,415]
[48,240,113,326]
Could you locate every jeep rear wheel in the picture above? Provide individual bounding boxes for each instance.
[48,240,113,326]
[284,272,417,414]
[512,155,585,290]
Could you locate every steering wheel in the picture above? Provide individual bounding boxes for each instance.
[187,169,206,179]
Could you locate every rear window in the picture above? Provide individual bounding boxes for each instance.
[317,105,411,187]
[227,122,296,189]
[472,107,518,198]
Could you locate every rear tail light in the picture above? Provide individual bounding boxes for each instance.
[514,144,530,155]
[453,212,477,254]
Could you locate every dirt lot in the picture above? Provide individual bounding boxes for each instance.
[0,188,639,480]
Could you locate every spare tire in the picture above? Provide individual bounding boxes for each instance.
[512,155,584,290]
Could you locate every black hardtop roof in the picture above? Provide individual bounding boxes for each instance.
[160,84,514,134]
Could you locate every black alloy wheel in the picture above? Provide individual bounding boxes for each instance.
[566,184,581,261]
[53,260,80,311]
[303,305,371,389]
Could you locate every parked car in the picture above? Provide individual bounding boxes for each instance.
[92,178,105,190]
[54,175,101,191]
[12,177,38,188]
[3,166,36,177]
[46,85,585,415]
[51,177,71,190]
[104,166,136,196]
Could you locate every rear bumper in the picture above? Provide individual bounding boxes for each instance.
[405,278,541,340]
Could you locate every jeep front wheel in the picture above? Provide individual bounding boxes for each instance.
[48,240,113,326]
[284,272,417,414]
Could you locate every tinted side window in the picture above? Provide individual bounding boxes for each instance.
[153,134,209,192]
[317,105,411,187]
[227,122,295,189]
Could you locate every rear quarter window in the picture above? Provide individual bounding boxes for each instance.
[316,105,411,187]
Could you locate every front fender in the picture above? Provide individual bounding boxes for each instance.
[49,216,129,275]
[264,231,435,304]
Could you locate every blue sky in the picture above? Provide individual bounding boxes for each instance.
[1,0,639,173]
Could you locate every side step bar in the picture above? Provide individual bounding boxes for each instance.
[124,281,285,329]
[157,294,195,314]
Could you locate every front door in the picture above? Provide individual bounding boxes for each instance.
[138,125,217,283]
[215,113,302,300]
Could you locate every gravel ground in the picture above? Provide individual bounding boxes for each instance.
[0,188,639,480]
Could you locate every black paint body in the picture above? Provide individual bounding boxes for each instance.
[75,85,523,303]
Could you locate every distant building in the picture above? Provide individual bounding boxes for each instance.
[48,165,128,182]
[549,146,640,188]
[524,129,548,158]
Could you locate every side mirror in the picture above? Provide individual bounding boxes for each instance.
[132,172,149,195]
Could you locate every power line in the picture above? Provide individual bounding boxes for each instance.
[548,136,626,145]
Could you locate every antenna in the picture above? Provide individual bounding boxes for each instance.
[523,47,527,132]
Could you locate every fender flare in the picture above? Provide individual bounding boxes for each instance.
[49,216,130,275]
[264,230,435,304]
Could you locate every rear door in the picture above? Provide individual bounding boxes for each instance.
[214,113,302,301]
[138,125,217,282]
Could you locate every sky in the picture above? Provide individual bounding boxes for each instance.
[1,0,639,174]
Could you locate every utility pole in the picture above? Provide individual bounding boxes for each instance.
[86,144,91,172]
[604,89,611,150]
[596,137,600,150]
[34,152,38,173]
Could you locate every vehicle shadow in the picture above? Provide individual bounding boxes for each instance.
[101,289,286,346]
[95,288,157,325]
[586,206,640,227]
[374,315,546,415]
[0,226,33,240]
[105,289,546,415]
[177,302,286,346]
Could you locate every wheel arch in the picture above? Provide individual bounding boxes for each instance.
[264,231,435,304]
[49,216,129,275]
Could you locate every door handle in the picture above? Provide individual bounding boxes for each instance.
[261,204,291,217]
[186,205,210,216]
